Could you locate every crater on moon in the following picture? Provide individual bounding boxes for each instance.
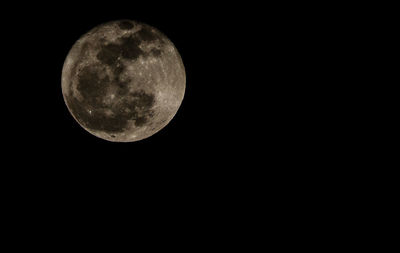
[62,20,186,142]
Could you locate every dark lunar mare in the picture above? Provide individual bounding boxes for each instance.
[96,25,164,65]
[118,20,134,30]
[67,86,155,133]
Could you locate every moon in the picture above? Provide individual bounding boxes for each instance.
[62,20,185,142]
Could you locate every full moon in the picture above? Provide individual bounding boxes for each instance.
[62,20,185,142]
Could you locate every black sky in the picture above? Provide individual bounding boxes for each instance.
[3,1,341,185]
[0,3,372,244]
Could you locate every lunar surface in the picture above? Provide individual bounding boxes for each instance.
[62,20,185,142]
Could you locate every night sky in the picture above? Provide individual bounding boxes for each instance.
[3,1,337,200]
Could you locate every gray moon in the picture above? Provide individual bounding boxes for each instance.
[62,20,185,142]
